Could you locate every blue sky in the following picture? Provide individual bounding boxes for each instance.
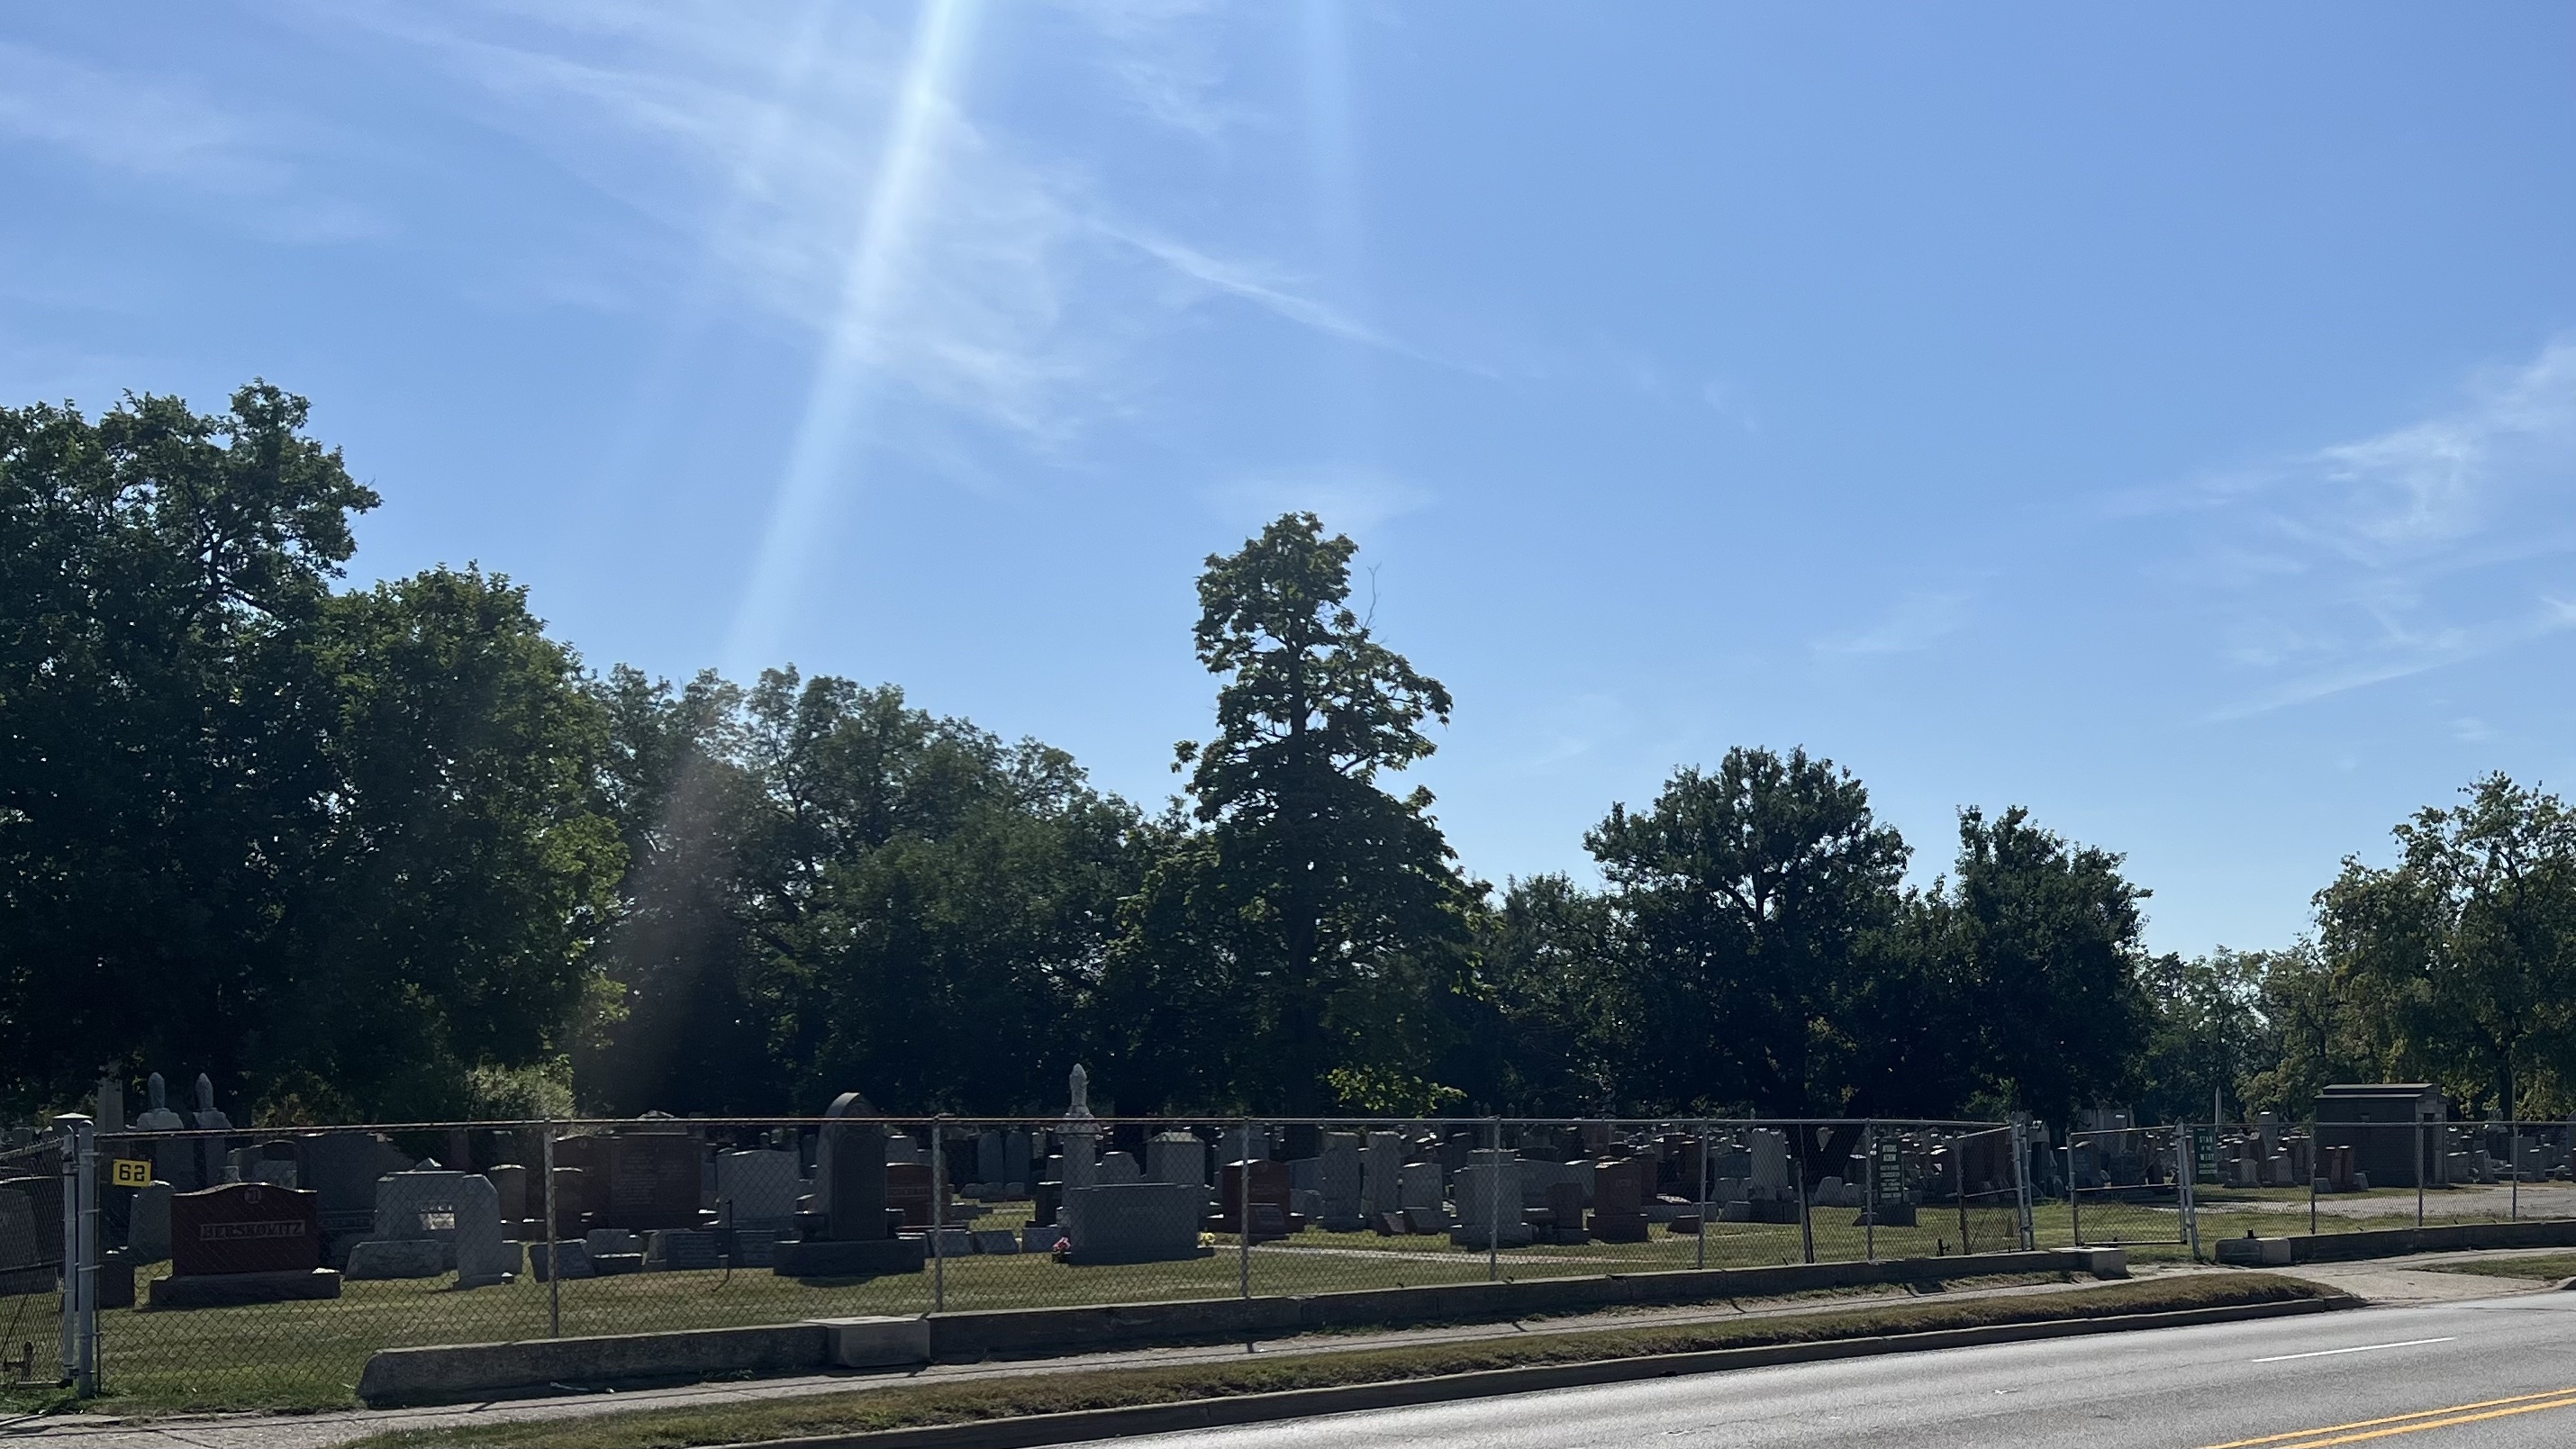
[5,3,2571,957]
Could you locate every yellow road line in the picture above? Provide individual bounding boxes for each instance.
[2199,1386,2576,1447]
[2272,1394,2576,1446]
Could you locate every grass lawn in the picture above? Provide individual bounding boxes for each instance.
[343,1272,2336,1449]
[2417,1252,2576,1281]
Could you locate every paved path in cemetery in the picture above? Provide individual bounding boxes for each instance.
[2209,1181,2576,1220]
[1133,1285,2576,1449]
[0,1270,2191,1448]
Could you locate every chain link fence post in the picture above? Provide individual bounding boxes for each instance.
[930,1116,947,1315]
[1485,1117,1501,1283]
[2066,1132,2082,1245]
[2180,1124,2201,1261]
[2011,1115,2034,1252]
[541,1120,560,1339]
[1797,1126,1815,1265]
[1953,1137,1969,1254]
[51,1113,96,1395]
[1696,1118,1710,1272]
[1237,1119,1251,1301]
[1863,1121,1876,1263]
[75,1116,97,1393]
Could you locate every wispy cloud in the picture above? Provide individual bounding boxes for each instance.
[1813,590,1973,657]
[0,41,280,189]
[309,0,1423,445]
[1206,463,1431,534]
[0,38,377,241]
[2163,340,2576,719]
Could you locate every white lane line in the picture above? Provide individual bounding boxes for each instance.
[2253,1336,2456,1363]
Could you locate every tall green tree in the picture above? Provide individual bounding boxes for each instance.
[1585,747,1913,1116]
[584,666,1147,1115]
[0,385,620,1119]
[1102,513,1476,1114]
[2319,774,2576,1117]
[1911,806,2152,1124]
[2134,948,2272,1122]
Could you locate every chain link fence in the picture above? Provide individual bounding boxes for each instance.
[2052,1125,2191,1252]
[0,1133,62,1395]
[31,1113,2021,1411]
[18,1109,2573,1415]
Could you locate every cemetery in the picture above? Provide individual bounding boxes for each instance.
[5,1064,2574,1414]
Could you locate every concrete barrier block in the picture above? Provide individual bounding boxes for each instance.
[815,1315,930,1368]
[2216,1236,2294,1266]
[2081,1246,2130,1278]
[358,1323,828,1406]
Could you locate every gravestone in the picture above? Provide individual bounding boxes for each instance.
[716,1149,802,1227]
[190,1073,233,1187]
[1057,1064,1101,1189]
[134,1073,195,1191]
[452,1174,518,1287]
[151,1183,340,1307]
[128,1182,173,1262]
[1748,1130,1790,1196]
[1220,1158,1292,1222]
[530,1240,594,1280]
[347,1169,466,1279]
[1449,1163,1531,1248]
[300,1131,414,1260]
[1543,1181,1588,1243]
[722,1227,780,1267]
[605,1133,703,1230]
[1397,1161,1444,1218]
[644,1228,721,1272]
[1058,1132,1098,1190]
[775,1091,924,1278]
[1146,1132,1207,1187]
[1589,1156,1652,1243]
[1361,1132,1402,1219]
[970,1228,1019,1255]
[95,1072,124,1135]
[1098,1152,1141,1185]
[488,1164,529,1225]
[977,1132,1007,1187]
[1319,1133,1365,1229]
[886,1162,933,1227]
[1061,1182,1208,1263]
[1003,1131,1033,1191]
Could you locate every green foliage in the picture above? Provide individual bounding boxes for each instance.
[2317,774,2576,1117]
[14,383,2561,1129]
[1102,513,1476,1113]
[1583,747,1912,1115]
[1914,806,2151,1123]
[582,667,1148,1115]
[2134,949,2273,1122]
[0,385,616,1120]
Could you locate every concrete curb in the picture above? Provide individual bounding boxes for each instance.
[703,1295,2360,1449]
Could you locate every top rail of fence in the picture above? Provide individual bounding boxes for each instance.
[84,1113,2018,1139]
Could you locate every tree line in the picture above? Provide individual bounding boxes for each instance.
[5,386,2571,1126]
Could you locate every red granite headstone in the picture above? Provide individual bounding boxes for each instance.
[885,1162,933,1227]
[1219,1159,1291,1219]
[170,1183,321,1278]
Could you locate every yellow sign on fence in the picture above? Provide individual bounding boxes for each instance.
[110,1158,152,1188]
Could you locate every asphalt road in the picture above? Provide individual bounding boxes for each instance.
[1142,1291,2576,1449]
